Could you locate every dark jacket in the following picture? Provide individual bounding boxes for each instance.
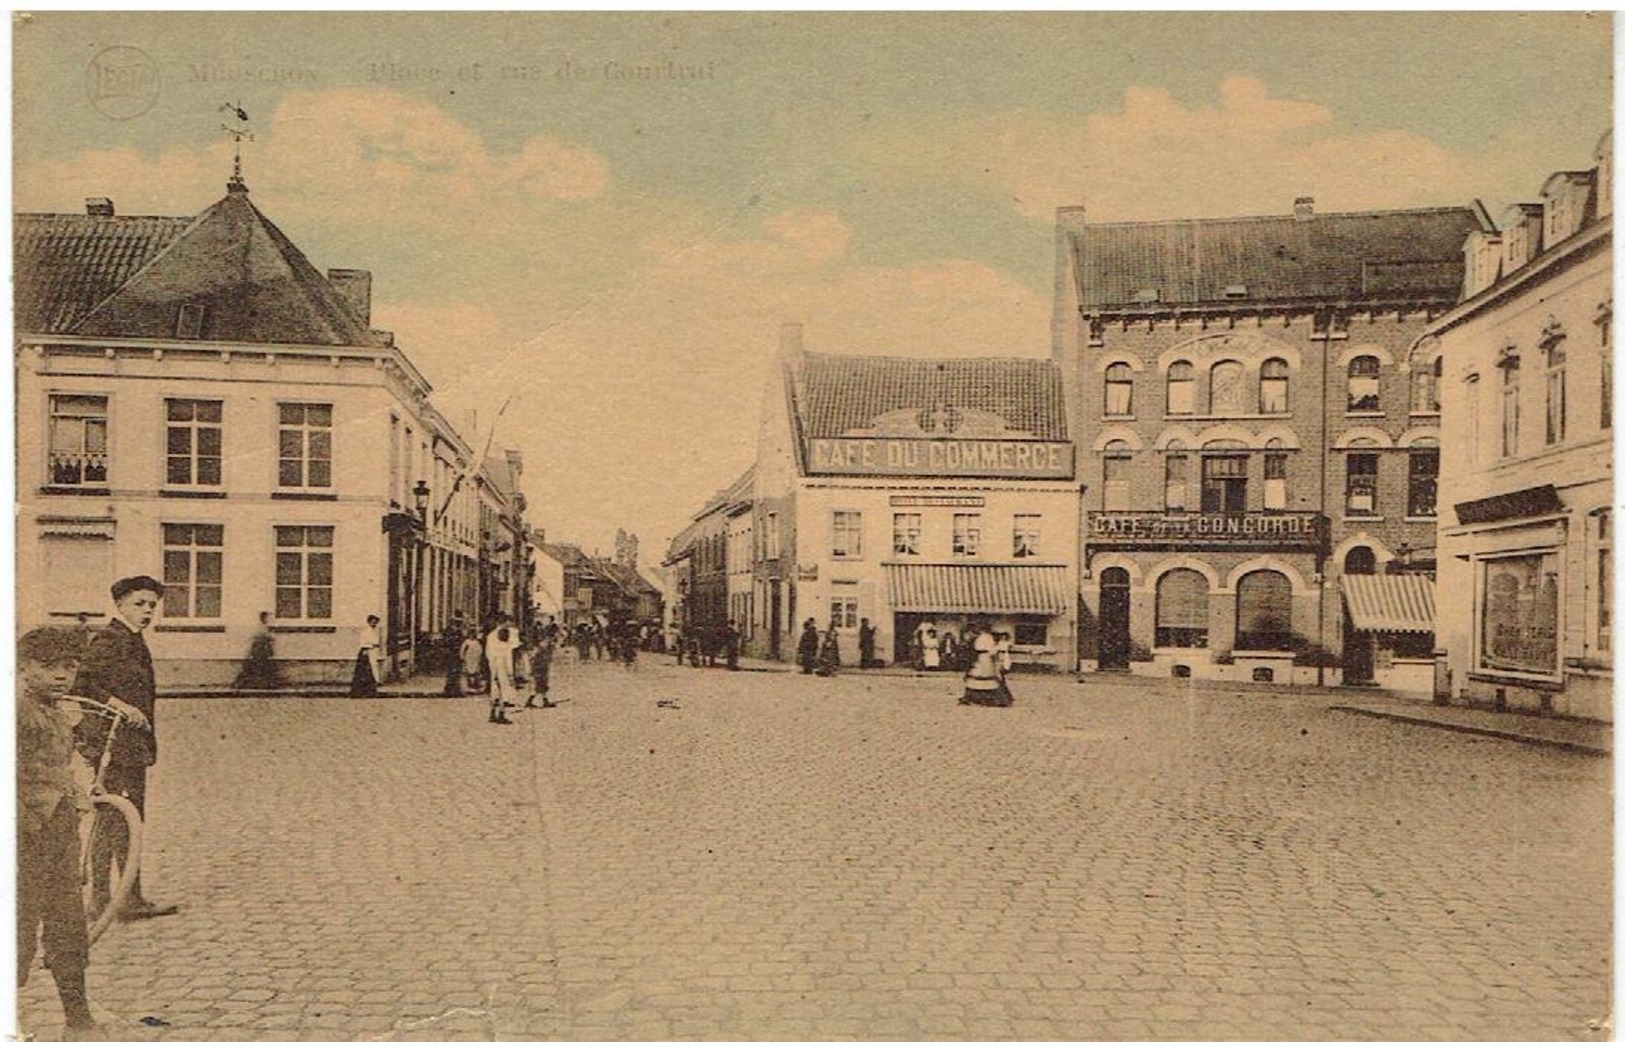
[69,618,158,767]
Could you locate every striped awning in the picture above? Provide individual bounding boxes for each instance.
[885,564,1069,615]
[1342,573,1435,633]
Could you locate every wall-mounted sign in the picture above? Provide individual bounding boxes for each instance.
[808,438,1074,479]
[1088,511,1327,552]
[889,495,987,508]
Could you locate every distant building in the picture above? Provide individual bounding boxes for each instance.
[1431,131,1613,720]
[745,327,1081,669]
[1055,197,1490,688]
[14,178,517,686]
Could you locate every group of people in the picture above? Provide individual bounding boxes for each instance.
[802,615,1016,706]
[449,616,562,724]
[19,574,179,1041]
[674,621,744,671]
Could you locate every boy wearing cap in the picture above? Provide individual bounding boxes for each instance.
[70,574,177,921]
[17,626,102,1040]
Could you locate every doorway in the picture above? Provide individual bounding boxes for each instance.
[768,579,782,660]
[1098,567,1132,671]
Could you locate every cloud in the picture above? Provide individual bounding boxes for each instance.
[858,73,1532,222]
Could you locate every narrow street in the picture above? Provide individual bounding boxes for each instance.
[20,658,1611,1042]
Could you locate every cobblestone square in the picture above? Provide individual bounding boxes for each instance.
[18,659,1612,1041]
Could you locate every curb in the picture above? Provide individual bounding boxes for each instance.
[1329,704,1610,757]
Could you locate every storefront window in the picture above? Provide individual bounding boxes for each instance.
[1479,552,1560,675]
[1155,568,1208,648]
[1014,616,1049,645]
[1235,570,1293,651]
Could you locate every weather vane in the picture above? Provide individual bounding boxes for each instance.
[218,101,252,186]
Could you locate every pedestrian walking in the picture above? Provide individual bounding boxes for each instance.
[817,627,841,677]
[17,627,103,1041]
[796,618,819,674]
[525,622,558,709]
[350,614,383,697]
[724,620,741,671]
[460,630,485,696]
[233,611,280,690]
[486,618,518,724]
[959,622,1011,707]
[69,574,179,920]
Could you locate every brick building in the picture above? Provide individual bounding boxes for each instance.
[1431,131,1613,720]
[1056,198,1490,688]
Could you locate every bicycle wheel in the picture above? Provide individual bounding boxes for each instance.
[79,792,143,945]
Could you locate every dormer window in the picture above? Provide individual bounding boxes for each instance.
[1224,284,1248,299]
[1133,288,1160,304]
[176,303,206,339]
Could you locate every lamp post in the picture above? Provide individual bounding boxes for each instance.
[411,479,430,673]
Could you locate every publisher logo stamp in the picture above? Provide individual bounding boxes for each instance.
[87,46,159,120]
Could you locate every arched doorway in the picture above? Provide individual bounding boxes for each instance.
[1342,547,1377,683]
[1098,567,1132,671]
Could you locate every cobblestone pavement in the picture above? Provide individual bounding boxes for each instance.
[18,657,1612,1042]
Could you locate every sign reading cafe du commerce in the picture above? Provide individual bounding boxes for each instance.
[808,438,1075,479]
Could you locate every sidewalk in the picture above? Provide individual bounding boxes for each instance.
[1328,696,1611,756]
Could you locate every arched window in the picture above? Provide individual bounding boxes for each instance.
[1166,361,1195,415]
[1102,440,1133,511]
[1348,355,1381,412]
[1210,360,1244,414]
[1344,546,1377,575]
[1155,569,1208,648]
[1236,570,1294,651]
[1259,358,1289,414]
[1104,362,1134,417]
[1163,439,1188,512]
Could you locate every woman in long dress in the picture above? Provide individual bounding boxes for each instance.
[816,628,841,677]
[959,624,1011,707]
[922,627,941,670]
[350,614,382,697]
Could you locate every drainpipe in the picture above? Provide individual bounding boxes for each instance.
[1317,308,1332,687]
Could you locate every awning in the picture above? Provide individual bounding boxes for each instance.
[885,564,1069,615]
[1342,573,1435,633]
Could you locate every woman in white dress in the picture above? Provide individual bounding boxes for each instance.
[922,627,941,670]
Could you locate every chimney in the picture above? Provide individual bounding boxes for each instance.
[1293,196,1315,220]
[326,269,372,325]
[85,198,114,217]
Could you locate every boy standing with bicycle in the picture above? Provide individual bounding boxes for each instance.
[16,626,101,1040]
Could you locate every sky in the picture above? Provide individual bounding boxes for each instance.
[11,11,1614,559]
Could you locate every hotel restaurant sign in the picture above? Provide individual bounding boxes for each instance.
[807,438,1075,479]
[1088,510,1329,552]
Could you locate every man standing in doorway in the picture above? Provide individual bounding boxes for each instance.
[70,574,179,921]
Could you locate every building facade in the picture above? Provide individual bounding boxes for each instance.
[754,331,1081,669]
[1432,132,1613,720]
[15,180,520,687]
[1056,199,1490,688]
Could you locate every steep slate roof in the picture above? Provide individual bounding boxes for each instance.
[599,561,659,598]
[535,542,595,569]
[1071,207,1486,309]
[15,213,192,333]
[18,185,383,346]
[795,352,1069,441]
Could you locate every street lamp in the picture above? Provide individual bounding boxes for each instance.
[412,479,431,521]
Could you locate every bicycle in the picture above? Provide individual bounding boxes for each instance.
[55,695,145,944]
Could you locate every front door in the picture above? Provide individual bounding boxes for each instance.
[1099,567,1132,671]
[768,579,782,660]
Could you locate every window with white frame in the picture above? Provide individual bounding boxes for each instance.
[830,582,859,630]
[1345,451,1378,516]
[278,403,333,489]
[275,525,335,619]
[1013,514,1041,558]
[162,523,224,618]
[1102,440,1133,511]
[1164,448,1189,511]
[952,513,982,558]
[1104,362,1134,417]
[165,399,223,486]
[1166,361,1195,415]
[892,512,922,556]
[1544,335,1567,445]
[48,394,108,486]
[831,510,863,558]
[1259,358,1289,414]
[1348,355,1382,412]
